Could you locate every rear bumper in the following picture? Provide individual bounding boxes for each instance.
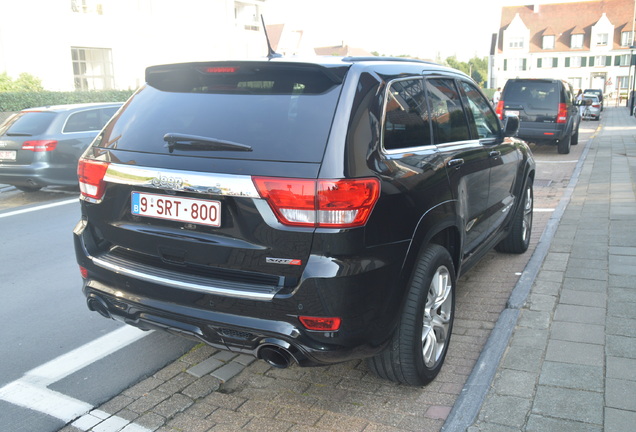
[517,124,568,143]
[74,219,409,367]
[0,162,77,187]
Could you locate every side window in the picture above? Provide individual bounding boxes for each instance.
[426,79,470,144]
[383,78,431,150]
[64,109,104,133]
[460,82,501,139]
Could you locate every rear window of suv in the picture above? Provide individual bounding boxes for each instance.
[503,81,560,110]
[98,62,347,163]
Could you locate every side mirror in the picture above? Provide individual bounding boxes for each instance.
[503,115,519,137]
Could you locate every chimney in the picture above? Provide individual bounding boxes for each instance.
[534,4,540,13]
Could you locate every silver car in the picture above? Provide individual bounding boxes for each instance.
[0,103,122,192]
[582,94,601,121]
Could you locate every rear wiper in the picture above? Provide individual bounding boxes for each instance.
[163,133,252,153]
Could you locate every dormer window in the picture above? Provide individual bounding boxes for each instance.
[571,34,584,49]
[621,31,634,47]
[542,35,555,50]
[596,33,608,46]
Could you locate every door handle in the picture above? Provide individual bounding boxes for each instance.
[489,150,501,158]
[448,158,464,168]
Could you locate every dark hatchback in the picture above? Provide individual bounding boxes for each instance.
[74,57,535,386]
[0,103,122,191]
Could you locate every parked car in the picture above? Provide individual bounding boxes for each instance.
[0,103,122,192]
[74,57,535,386]
[496,78,580,154]
[581,94,601,121]
[583,88,603,111]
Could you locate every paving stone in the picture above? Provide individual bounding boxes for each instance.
[550,321,605,344]
[211,362,246,383]
[545,339,604,367]
[606,317,636,337]
[92,416,130,432]
[525,414,603,432]
[477,395,532,429]
[492,369,537,398]
[553,304,606,325]
[559,290,606,308]
[605,407,636,432]
[532,386,603,425]
[538,361,604,392]
[186,357,224,378]
[153,394,194,418]
[606,334,636,358]
[606,378,636,411]
[607,356,636,381]
[182,374,222,399]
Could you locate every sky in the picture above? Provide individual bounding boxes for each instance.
[265,0,595,61]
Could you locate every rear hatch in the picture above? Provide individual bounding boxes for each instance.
[501,80,560,123]
[79,61,350,299]
[0,111,57,164]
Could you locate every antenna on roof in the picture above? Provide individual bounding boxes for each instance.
[261,15,282,59]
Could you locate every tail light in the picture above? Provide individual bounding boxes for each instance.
[22,140,57,152]
[253,177,380,228]
[495,100,504,120]
[557,103,568,123]
[299,316,341,331]
[592,103,600,109]
[79,265,88,279]
[78,158,109,201]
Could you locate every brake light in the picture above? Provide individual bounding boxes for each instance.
[79,266,88,279]
[198,66,238,73]
[78,158,109,200]
[592,104,600,109]
[495,100,504,120]
[22,140,57,152]
[557,103,568,123]
[253,177,380,228]
[299,316,341,331]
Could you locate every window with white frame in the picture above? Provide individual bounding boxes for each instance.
[616,54,631,66]
[508,37,525,49]
[569,78,582,89]
[571,34,584,49]
[542,35,555,50]
[71,47,114,90]
[618,76,630,89]
[504,58,527,71]
[596,33,609,46]
[538,57,558,68]
[594,55,610,66]
[621,31,634,47]
[235,1,260,31]
[570,56,583,67]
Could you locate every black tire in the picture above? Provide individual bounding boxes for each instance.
[366,244,455,386]
[557,133,571,154]
[15,185,42,192]
[571,125,579,145]
[496,178,533,254]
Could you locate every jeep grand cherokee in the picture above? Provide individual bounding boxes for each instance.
[74,57,535,386]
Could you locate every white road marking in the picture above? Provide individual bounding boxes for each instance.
[534,208,556,212]
[0,198,78,218]
[0,326,151,430]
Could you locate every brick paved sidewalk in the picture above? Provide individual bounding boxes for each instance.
[467,106,636,431]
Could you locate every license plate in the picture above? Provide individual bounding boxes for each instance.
[0,150,16,161]
[131,192,221,227]
[505,110,520,117]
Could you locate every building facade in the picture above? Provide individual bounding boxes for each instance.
[493,0,636,97]
[0,0,268,91]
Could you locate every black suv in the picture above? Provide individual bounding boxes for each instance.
[74,57,535,386]
[496,78,580,154]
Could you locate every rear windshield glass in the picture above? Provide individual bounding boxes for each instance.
[0,111,55,137]
[98,63,346,162]
[503,81,561,110]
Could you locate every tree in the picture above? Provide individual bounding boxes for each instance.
[443,56,488,87]
[0,72,44,92]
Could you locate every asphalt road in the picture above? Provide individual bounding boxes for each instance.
[0,192,195,432]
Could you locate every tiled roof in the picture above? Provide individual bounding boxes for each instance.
[498,0,635,53]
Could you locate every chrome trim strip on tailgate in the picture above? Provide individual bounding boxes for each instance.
[92,254,276,301]
[104,163,260,197]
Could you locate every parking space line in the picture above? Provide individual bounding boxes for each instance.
[0,198,78,218]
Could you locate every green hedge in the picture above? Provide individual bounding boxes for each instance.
[0,90,135,112]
